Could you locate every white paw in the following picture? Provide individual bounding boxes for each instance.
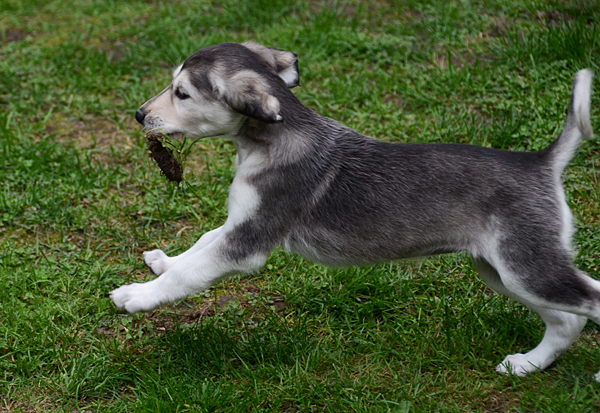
[143,249,171,276]
[594,370,600,382]
[495,353,541,377]
[110,282,160,313]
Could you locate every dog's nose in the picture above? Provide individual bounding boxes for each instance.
[135,109,146,125]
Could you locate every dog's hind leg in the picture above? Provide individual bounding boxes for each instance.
[143,226,224,276]
[473,258,588,376]
[495,306,587,376]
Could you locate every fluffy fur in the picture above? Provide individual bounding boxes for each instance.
[110,41,598,379]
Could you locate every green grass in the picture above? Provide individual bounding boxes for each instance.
[1,0,600,411]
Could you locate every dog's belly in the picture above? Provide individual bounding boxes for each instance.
[282,231,463,267]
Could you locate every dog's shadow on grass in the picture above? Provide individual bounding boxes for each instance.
[153,312,320,377]
[136,287,545,381]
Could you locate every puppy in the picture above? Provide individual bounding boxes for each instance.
[111,41,598,379]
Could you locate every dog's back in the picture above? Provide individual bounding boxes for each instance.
[283,70,593,266]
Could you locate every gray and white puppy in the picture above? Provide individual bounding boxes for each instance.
[110,41,599,379]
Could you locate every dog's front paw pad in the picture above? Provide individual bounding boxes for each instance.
[110,283,158,314]
[495,354,541,377]
[143,249,171,276]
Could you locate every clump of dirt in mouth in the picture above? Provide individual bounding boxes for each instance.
[145,132,183,182]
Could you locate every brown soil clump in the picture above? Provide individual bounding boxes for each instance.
[145,132,183,182]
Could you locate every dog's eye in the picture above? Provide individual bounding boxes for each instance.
[175,88,190,100]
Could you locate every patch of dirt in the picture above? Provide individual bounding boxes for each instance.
[270,296,286,312]
[308,0,392,19]
[488,17,508,38]
[96,40,128,63]
[403,9,424,22]
[381,92,405,110]
[537,9,575,26]
[149,303,216,333]
[97,279,286,341]
[0,400,51,413]
[1,390,119,413]
[3,29,29,43]
[44,113,138,168]
[483,394,518,412]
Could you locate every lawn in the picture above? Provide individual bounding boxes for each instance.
[1,0,599,411]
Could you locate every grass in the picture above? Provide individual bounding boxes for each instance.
[1,0,600,411]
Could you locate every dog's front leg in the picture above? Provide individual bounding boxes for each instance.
[143,226,224,276]
[110,234,267,313]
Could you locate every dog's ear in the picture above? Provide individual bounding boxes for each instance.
[242,41,299,88]
[212,71,283,123]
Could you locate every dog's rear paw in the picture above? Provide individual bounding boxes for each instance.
[143,249,171,276]
[110,283,160,313]
[495,353,541,377]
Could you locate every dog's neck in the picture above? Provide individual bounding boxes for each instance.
[231,89,352,176]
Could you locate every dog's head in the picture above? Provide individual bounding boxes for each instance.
[135,42,299,139]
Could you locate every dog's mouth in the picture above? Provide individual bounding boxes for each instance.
[165,132,185,140]
[144,128,185,140]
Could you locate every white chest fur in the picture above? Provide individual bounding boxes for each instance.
[223,146,265,230]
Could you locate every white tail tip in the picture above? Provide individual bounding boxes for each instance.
[572,69,593,139]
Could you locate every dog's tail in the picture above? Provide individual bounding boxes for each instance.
[545,69,593,177]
